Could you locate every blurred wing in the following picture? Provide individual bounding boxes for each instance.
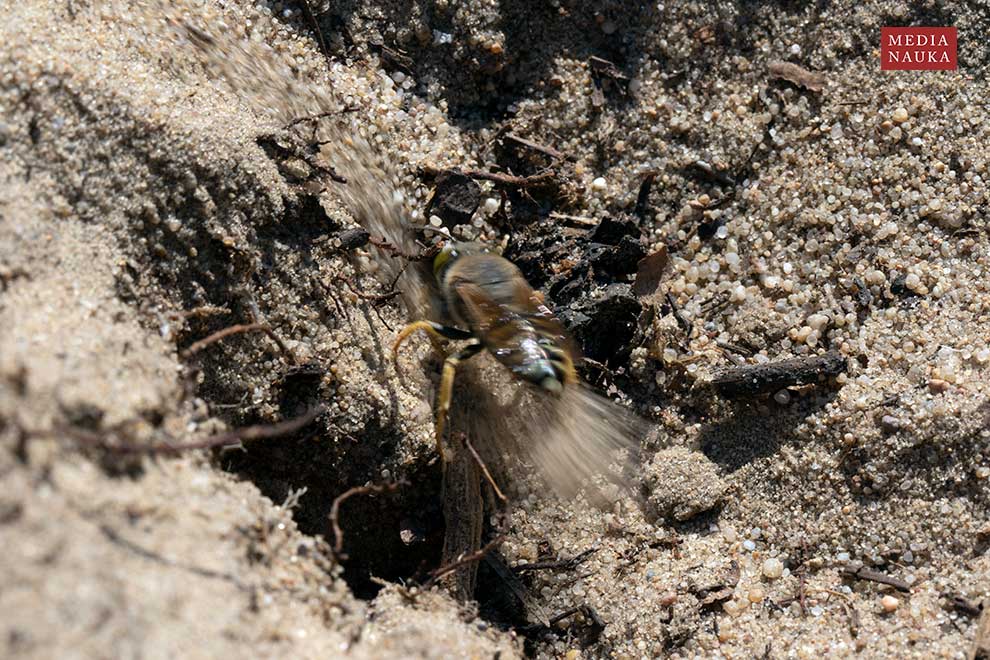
[454,281,508,335]
[523,383,644,498]
[452,354,645,500]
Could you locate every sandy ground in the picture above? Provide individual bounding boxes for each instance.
[1,1,989,658]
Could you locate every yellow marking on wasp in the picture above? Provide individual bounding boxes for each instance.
[392,320,447,358]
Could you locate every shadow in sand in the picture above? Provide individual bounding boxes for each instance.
[697,391,839,473]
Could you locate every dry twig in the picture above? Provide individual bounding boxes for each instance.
[420,165,556,188]
[504,133,569,161]
[59,405,324,454]
[182,322,295,364]
[329,480,408,559]
[424,532,506,589]
[456,433,507,502]
[514,548,597,573]
[841,564,912,593]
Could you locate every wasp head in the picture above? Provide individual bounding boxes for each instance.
[432,242,491,281]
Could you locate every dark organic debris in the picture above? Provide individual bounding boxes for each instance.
[557,284,641,363]
[428,171,482,228]
[584,236,645,276]
[769,60,826,92]
[513,548,597,574]
[589,215,638,245]
[333,227,370,251]
[520,604,605,645]
[685,159,736,187]
[634,172,657,218]
[841,564,912,593]
[695,560,740,610]
[632,246,670,299]
[589,56,629,83]
[889,274,920,298]
[710,351,847,398]
[943,592,983,617]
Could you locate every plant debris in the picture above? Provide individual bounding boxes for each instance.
[768,60,826,92]
[709,351,847,398]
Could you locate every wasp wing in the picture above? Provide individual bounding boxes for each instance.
[452,282,642,498]
[453,281,508,335]
[454,281,582,366]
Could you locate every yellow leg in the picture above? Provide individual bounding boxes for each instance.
[434,342,483,462]
[392,320,474,361]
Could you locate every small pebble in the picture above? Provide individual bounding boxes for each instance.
[892,107,909,123]
[881,595,900,613]
[762,558,784,579]
[591,176,608,193]
[928,378,949,393]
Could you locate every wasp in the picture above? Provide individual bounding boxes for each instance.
[392,242,581,459]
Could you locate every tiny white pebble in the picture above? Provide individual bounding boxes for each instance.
[881,595,899,613]
[591,177,608,193]
[892,107,909,123]
[763,558,784,579]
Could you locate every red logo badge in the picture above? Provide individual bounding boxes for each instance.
[881,27,957,70]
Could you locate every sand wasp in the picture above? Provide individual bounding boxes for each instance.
[393,242,582,459]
